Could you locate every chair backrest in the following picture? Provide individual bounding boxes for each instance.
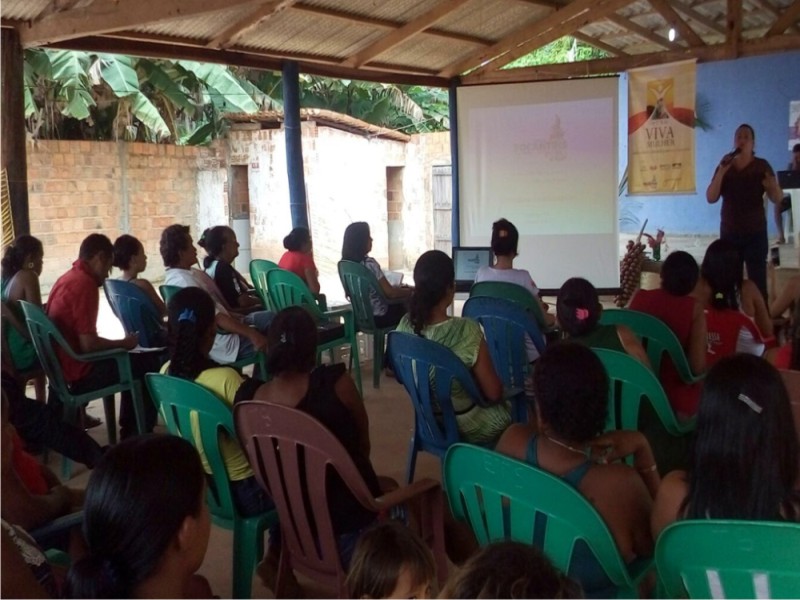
[337,260,384,333]
[145,373,239,522]
[19,301,77,400]
[462,296,545,390]
[388,331,483,456]
[656,520,800,598]
[249,259,278,310]
[592,348,690,435]
[600,308,697,381]
[469,280,548,327]
[103,279,165,348]
[234,401,378,596]
[266,268,322,318]
[705,308,766,368]
[159,284,181,304]
[443,443,644,592]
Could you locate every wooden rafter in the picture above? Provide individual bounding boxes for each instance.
[20,0,263,47]
[291,3,492,47]
[726,0,742,57]
[669,2,726,36]
[206,0,297,49]
[606,13,679,49]
[749,0,800,34]
[647,0,704,46]
[462,32,800,84]
[342,0,472,68]
[461,0,634,78]
[766,0,800,36]
[572,30,625,55]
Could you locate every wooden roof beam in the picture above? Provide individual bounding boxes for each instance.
[572,30,625,56]
[292,3,493,47]
[766,0,800,36]
[19,0,263,47]
[647,0,705,46]
[749,0,800,34]
[439,0,630,77]
[477,0,636,74]
[726,0,742,58]
[206,0,297,49]
[606,13,680,49]
[670,2,726,36]
[342,0,472,68]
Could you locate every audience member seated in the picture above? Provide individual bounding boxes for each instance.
[396,250,511,446]
[279,226,321,295]
[629,250,707,419]
[346,520,436,599]
[342,222,411,328]
[1,234,46,401]
[160,224,270,366]
[112,234,167,318]
[65,434,213,599]
[558,277,650,367]
[198,226,262,313]
[46,234,159,439]
[496,342,659,597]
[651,354,799,538]
[1,392,83,533]
[768,265,800,321]
[474,218,555,362]
[439,541,583,599]
[697,238,773,344]
[252,306,383,568]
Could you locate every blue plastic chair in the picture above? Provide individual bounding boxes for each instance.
[444,444,653,598]
[462,296,544,414]
[146,373,278,599]
[103,279,166,348]
[387,331,522,483]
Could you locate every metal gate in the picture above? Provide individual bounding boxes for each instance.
[432,165,452,255]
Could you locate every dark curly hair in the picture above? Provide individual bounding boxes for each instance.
[159,224,191,268]
[197,225,232,269]
[112,234,143,270]
[341,222,371,263]
[1,234,43,282]
[266,306,318,375]
[491,218,519,257]
[166,286,218,380]
[407,250,455,336]
[556,278,601,337]
[700,239,743,311]
[284,227,311,252]
[440,541,583,599]
[533,342,608,442]
[79,234,113,262]
[660,250,699,297]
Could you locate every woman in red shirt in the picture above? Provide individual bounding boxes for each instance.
[278,227,320,294]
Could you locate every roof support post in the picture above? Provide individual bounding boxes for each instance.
[282,60,308,229]
[449,79,460,247]
[1,28,30,236]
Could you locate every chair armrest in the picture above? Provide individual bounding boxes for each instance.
[323,307,352,319]
[372,478,441,510]
[68,347,130,363]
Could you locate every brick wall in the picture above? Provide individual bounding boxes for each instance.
[27,140,201,294]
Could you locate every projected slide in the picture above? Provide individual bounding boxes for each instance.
[458,78,619,290]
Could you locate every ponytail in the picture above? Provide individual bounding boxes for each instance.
[66,555,129,599]
[166,287,218,379]
[408,250,455,336]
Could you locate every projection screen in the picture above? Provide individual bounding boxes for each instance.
[457,77,620,291]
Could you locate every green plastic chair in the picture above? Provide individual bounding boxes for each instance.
[599,309,703,384]
[159,284,181,304]
[469,280,553,333]
[249,259,278,311]
[338,259,404,389]
[656,520,800,599]
[19,301,146,478]
[266,268,362,394]
[146,373,278,599]
[443,443,652,598]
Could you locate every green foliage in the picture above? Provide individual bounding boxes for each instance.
[503,36,609,69]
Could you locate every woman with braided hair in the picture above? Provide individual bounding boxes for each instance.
[64,434,213,598]
[396,250,511,446]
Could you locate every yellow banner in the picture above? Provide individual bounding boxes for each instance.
[627,59,696,194]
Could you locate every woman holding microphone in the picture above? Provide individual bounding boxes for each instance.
[706,123,783,300]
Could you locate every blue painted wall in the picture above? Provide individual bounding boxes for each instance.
[618,50,800,235]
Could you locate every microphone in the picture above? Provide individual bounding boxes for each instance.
[722,147,741,165]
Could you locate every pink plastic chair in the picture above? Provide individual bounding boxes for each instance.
[233,401,448,598]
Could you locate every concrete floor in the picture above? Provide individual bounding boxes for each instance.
[39,233,800,598]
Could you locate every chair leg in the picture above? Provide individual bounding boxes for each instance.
[61,403,80,480]
[405,432,419,485]
[373,332,384,389]
[102,395,117,445]
[231,518,264,599]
